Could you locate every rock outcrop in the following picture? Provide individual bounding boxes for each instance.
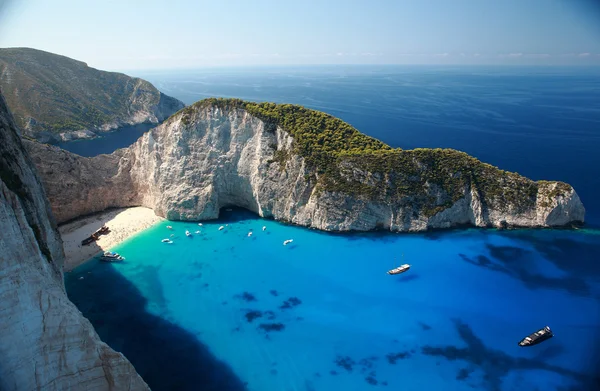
[0,47,185,142]
[0,94,148,390]
[25,98,585,230]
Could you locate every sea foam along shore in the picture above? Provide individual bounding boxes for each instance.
[60,207,164,272]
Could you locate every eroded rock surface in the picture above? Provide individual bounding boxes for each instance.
[0,94,148,391]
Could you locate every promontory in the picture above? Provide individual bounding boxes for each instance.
[25,98,585,231]
[0,47,184,143]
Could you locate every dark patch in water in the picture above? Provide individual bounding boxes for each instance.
[334,356,355,372]
[459,247,591,297]
[365,375,378,385]
[329,370,338,376]
[265,310,276,320]
[280,297,302,310]
[244,310,263,323]
[270,369,277,375]
[258,323,285,332]
[395,273,419,282]
[456,368,472,380]
[314,372,321,377]
[382,381,388,386]
[419,322,432,330]
[421,319,594,391]
[235,292,257,302]
[270,289,279,296]
[386,351,411,364]
[65,264,248,391]
[222,301,228,305]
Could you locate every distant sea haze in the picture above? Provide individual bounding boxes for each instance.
[62,65,600,226]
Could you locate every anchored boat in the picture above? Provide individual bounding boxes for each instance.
[388,254,411,275]
[100,251,124,262]
[388,264,410,275]
[518,326,553,347]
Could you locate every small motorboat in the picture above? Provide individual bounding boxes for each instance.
[518,326,554,347]
[185,230,192,237]
[198,223,203,226]
[195,230,201,234]
[100,251,125,262]
[283,239,293,246]
[248,232,253,237]
[167,225,173,230]
[219,226,225,231]
[262,226,266,231]
[387,264,410,275]
[161,238,171,243]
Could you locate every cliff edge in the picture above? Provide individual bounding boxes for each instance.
[0,93,148,390]
[25,98,585,230]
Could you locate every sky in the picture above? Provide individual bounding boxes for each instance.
[1,0,600,70]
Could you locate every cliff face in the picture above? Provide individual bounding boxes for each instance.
[0,47,185,142]
[25,99,585,230]
[0,94,148,390]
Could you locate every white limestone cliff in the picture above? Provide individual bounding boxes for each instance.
[24,102,585,230]
[0,95,149,391]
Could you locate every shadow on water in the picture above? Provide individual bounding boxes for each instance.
[421,319,596,391]
[66,263,248,391]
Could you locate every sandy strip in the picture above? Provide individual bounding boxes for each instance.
[59,207,164,272]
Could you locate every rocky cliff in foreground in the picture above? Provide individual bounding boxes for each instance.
[0,47,185,143]
[0,94,148,390]
[26,98,585,230]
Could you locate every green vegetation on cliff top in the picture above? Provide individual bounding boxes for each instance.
[179,98,573,215]
[0,48,183,137]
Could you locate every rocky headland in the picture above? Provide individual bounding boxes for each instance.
[0,47,184,143]
[25,98,585,231]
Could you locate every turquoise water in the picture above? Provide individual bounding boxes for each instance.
[65,208,600,391]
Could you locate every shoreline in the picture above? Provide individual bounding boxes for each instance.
[59,207,164,272]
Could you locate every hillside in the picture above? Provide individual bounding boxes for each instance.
[0,47,184,142]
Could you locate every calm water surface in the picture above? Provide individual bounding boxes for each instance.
[65,67,600,390]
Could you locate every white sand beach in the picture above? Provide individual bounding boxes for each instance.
[59,207,164,272]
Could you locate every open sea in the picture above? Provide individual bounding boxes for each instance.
[64,66,600,390]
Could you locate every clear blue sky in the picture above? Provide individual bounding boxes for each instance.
[1,0,600,70]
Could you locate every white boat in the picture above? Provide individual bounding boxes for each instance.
[387,254,410,275]
[161,238,170,243]
[283,239,293,246]
[198,223,203,226]
[195,230,201,234]
[167,225,173,230]
[185,230,192,237]
[248,232,253,237]
[100,251,125,262]
[219,226,224,231]
[262,226,266,231]
[387,264,410,275]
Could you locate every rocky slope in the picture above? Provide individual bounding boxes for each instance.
[0,47,184,143]
[25,98,585,230]
[0,93,148,390]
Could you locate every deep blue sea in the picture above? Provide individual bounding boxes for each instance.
[64,66,600,390]
[57,123,155,157]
